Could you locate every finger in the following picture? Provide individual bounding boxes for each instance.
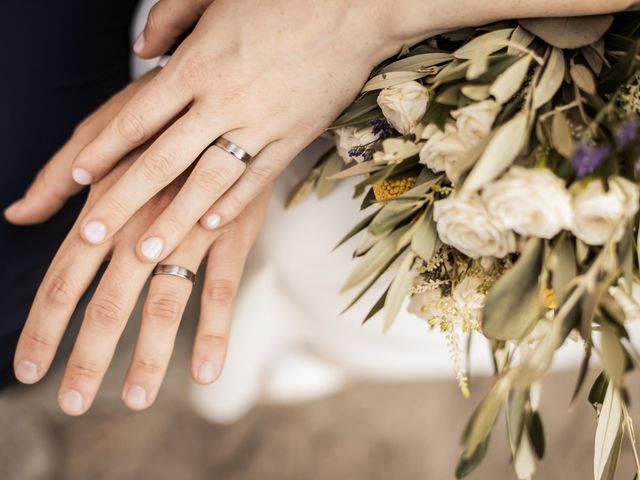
[13,232,110,384]
[123,224,219,410]
[78,107,226,247]
[57,249,152,416]
[192,210,263,384]
[200,139,302,229]
[136,130,266,263]
[70,68,193,187]
[134,0,214,59]
[4,70,159,225]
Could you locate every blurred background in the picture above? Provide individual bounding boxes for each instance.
[2,1,640,479]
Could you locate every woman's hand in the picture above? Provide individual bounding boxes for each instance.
[11,149,271,415]
[36,0,397,267]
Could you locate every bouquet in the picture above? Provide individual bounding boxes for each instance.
[290,12,640,480]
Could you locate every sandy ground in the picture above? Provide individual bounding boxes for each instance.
[1,293,639,480]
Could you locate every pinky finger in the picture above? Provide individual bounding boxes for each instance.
[192,221,254,384]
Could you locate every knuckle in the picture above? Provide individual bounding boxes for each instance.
[140,149,175,184]
[245,163,275,187]
[114,111,146,145]
[194,167,230,193]
[204,279,236,307]
[103,195,132,224]
[144,293,183,327]
[198,331,227,348]
[67,359,102,380]
[23,329,54,351]
[85,296,126,332]
[132,357,163,376]
[41,274,74,309]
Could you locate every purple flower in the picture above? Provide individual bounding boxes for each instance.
[614,117,640,149]
[369,118,393,140]
[572,142,611,178]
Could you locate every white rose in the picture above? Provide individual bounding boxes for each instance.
[419,123,469,181]
[334,127,379,163]
[481,166,573,239]
[408,289,442,320]
[433,192,516,258]
[377,81,429,135]
[451,100,500,141]
[453,276,486,321]
[571,177,639,245]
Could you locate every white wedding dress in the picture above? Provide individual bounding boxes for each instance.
[132,1,585,424]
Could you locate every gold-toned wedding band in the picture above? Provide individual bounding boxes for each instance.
[152,264,197,284]
[212,137,253,164]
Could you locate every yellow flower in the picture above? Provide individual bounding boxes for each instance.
[372,176,417,205]
[543,288,557,310]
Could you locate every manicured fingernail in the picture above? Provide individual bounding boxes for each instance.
[72,167,93,186]
[15,360,38,383]
[197,362,219,383]
[141,237,164,261]
[84,221,107,244]
[4,199,24,217]
[204,213,221,229]
[59,389,84,415]
[133,33,145,54]
[124,384,147,410]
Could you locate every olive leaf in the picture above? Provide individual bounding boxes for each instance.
[383,252,416,332]
[454,28,514,60]
[327,161,382,180]
[508,25,535,56]
[380,52,452,74]
[570,63,597,95]
[525,411,546,459]
[594,382,623,480]
[331,92,380,129]
[462,111,529,192]
[362,71,426,93]
[455,437,490,479]
[519,15,614,49]
[462,384,504,457]
[341,226,408,292]
[490,54,532,104]
[411,206,438,262]
[532,47,565,109]
[551,111,576,159]
[461,85,491,101]
[315,150,344,199]
[482,238,544,341]
[368,200,421,236]
[600,324,626,389]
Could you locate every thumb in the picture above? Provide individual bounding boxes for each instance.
[134,0,214,59]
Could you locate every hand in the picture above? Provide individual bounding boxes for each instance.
[27,0,399,269]
[11,148,271,416]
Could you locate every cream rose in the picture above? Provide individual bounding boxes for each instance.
[451,100,500,140]
[419,123,469,181]
[377,81,429,135]
[453,276,486,322]
[433,192,516,258]
[481,167,573,239]
[334,127,379,163]
[408,289,443,320]
[571,176,639,245]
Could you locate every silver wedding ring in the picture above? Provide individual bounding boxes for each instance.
[152,264,197,284]
[212,137,253,164]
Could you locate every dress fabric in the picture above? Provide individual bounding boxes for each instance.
[0,0,136,389]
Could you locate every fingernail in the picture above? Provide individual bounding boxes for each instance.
[133,33,145,54]
[124,384,147,410]
[204,213,221,229]
[4,199,24,217]
[141,237,164,261]
[59,389,84,415]
[197,362,219,383]
[72,167,93,186]
[157,55,170,68]
[15,360,39,383]
[84,221,107,244]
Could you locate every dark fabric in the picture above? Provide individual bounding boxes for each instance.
[0,0,137,389]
